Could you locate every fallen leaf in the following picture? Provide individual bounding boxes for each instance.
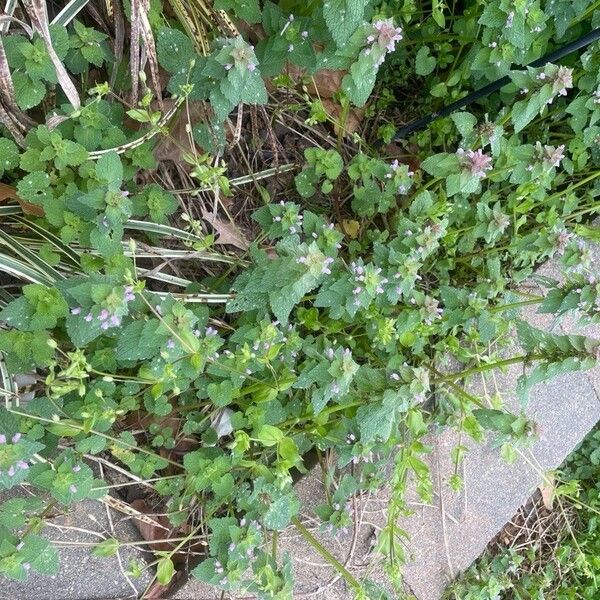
[322,98,364,135]
[131,499,175,553]
[539,475,555,511]
[202,209,250,250]
[153,100,209,164]
[0,183,45,216]
[0,183,18,202]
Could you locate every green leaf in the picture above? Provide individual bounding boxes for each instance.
[342,53,378,107]
[23,284,68,330]
[0,330,54,371]
[207,380,234,408]
[156,27,195,73]
[23,535,59,576]
[473,409,519,435]
[255,424,283,446]
[96,151,122,184]
[263,492,299,530]
[145,185,178,224]
[323,0,366,47]
[0,139,20,177]
[92,538,120,557]
[214,0,262,23]
[16,172,52,205]
[421,153,460,177]
[115,320,165,361]
[156,557,175,585]
[415,46,436,76]
[451,112,477,138]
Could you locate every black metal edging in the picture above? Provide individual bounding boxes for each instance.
[393,27,600,140]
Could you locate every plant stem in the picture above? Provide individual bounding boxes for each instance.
[291,517,361,592]
[489,297,543,313]
[432,354,546,384]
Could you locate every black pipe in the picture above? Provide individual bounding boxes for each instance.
[393,27,600,140]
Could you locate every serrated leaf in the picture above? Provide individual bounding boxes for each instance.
[115,320,165,361]
[156,27,195,74]
[323,0,366,47]
[342,53,378,107]
[214,0,261,23]
[263,492,299,530]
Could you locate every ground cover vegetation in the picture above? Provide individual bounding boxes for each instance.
[445,425,600,599]
[0,0,599,597]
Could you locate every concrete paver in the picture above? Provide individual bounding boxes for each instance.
[0,496,154,600]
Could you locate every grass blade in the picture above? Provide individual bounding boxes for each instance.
[51,0,92,26]
[0,252,54,284]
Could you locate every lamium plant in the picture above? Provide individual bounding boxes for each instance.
[0,0,599,598]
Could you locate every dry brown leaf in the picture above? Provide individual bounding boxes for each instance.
[131,499,175,553]
[322,98,364,134]
[0,183,18,203]
[153,100,208,164]
[0,183,44,216]
[202,209,250,250]
[539,476,555,511]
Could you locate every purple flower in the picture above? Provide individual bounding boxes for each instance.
[372,19,403,54]
[109,314,121,327]
[206,327,218,336]
[101,321,110,330]
[72,465,81,473]
[98,309,109,321]
[69,484,77,494]
[12,433,20,443]
[17,461,28,470]
[166,338,175,350]
[7,466,15,477]
[301,30,308,39]
[247,62,256,72]
[321,257,334,275]
[456,148,493,178]
[71,307,81,315]
[552,66,573,97]
[0,434,6,444]
[85,313,93,322]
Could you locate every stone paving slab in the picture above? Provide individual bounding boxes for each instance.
[0,495,154,600]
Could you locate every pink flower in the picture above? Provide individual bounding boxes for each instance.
[12,433,20,443]
[372,19,403,54]
[456,148,493,177]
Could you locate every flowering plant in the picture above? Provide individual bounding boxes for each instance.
[0,0,599,598]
